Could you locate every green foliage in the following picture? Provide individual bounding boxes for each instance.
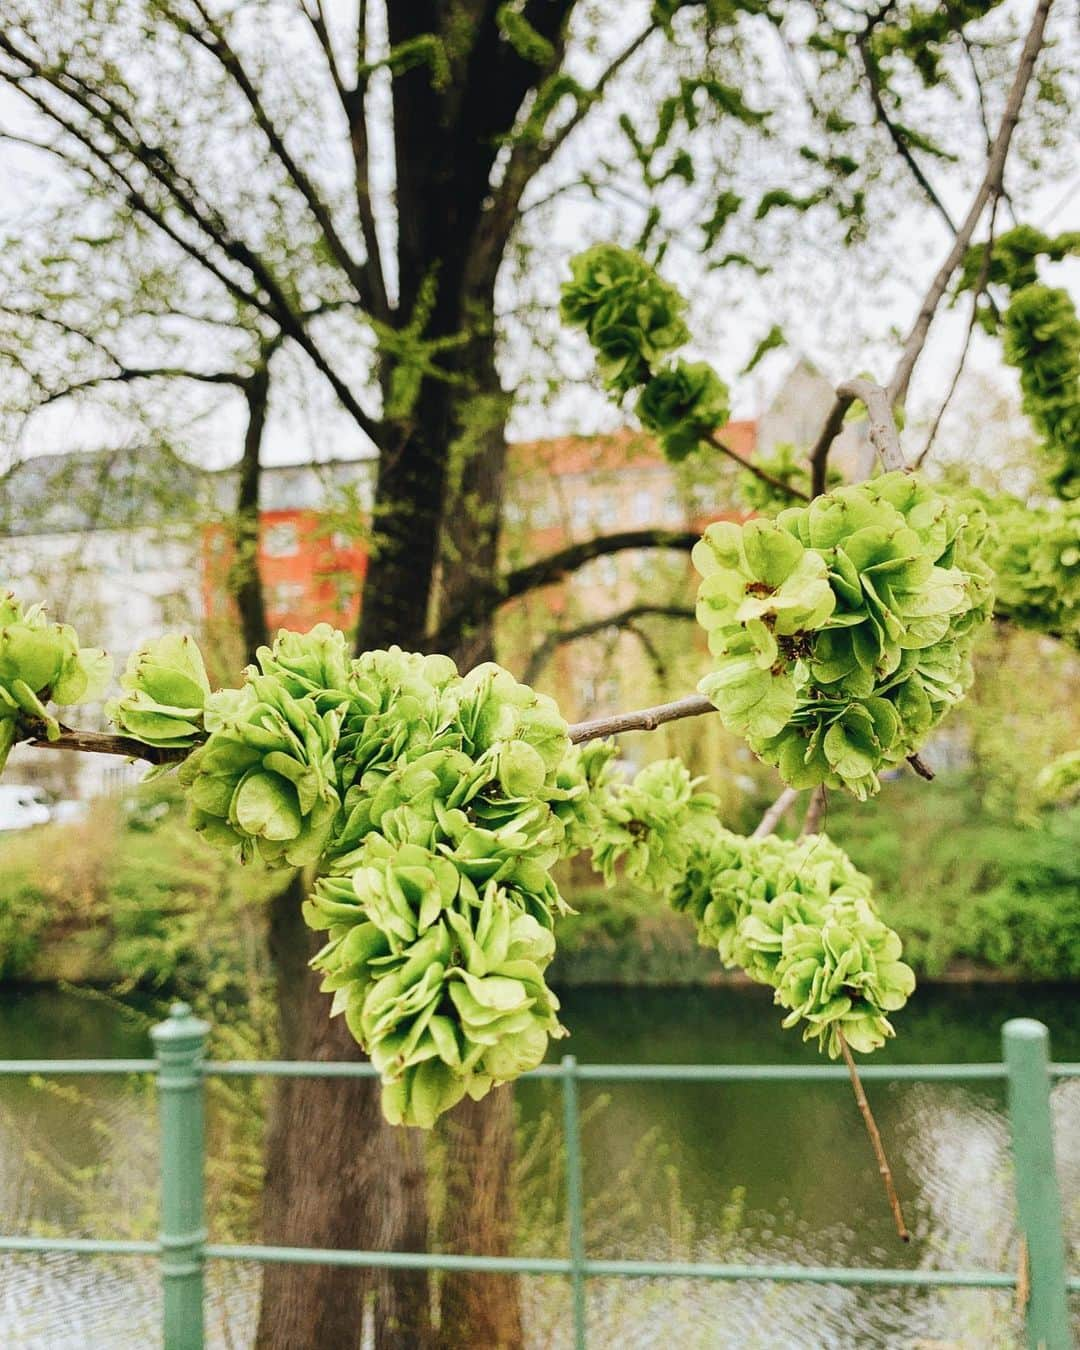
[1037,749,1080,805]
[694,473,994,797]
[958,488,1080,642]
[108,634,212,747]
[560,244,689,394]
[736,444,841,514]
[667,827,913,1056]
[636,359,730,461]
[303,648,580,1127]
[957,227,1080,500]
[0,592,111,771]
[1002,284,1080,500]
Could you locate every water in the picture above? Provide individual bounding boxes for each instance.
[1,983,1077,1347]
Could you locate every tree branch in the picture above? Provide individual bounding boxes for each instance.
[751,787,800,839]
[429,528,699,651]
[567,693,714,745]
[25,728,188,765]
[524,603,694,684]
[707,430,809,501]
[836,378,906,472]
[807,0,1054,483]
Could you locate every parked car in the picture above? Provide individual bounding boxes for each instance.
[0,784,52,831]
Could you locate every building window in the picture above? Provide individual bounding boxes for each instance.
[268,581,306,612]
[263,521,300,557]
[632,488,654,525]
[570,496,593,533]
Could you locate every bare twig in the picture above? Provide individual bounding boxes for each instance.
[915,193,1003,469]
[838,1031,911,1243]
[836,379,906,473]
[524,604,695,685]
[808,0,1054,486]
[799,785,827,837]
[907,753,935,781]
[707,430,809,502]
[567,694,715,745]
[751,787,800,839]
[26,728,187,765]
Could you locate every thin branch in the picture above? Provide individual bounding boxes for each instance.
[799,785,827,837]
[524,604,694,685]
[907,753,934,781]
[915,192,1002,469]
[430,528,699,650]
[26,728,187,765]
[838,1031,910,1243]
[707,430,809,501]
[567,693,714,745]
[836,378,906,472]
[751,787,800,839]
[807,0,1054,481]
[856,31,958,234]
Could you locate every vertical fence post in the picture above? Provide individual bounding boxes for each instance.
[1002,1018,1070,1350]
[561,1054,587,1350]
[152,1002,209,1350]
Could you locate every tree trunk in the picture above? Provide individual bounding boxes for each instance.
[433,332,524,1350]
[256,875,434,1350]
[230,360,271,664]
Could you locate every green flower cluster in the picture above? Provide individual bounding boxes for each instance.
[669,827,914,1056]
[964,490,1080,644]
[693,472,994,797]
[0,592,111,771]
[560,244,689,395]
[587,757,721,891]
[560,244,731,463]
[1003,284,1080,501]
[108,635,212,747]
[637,359,730,461]
[305,651,580,1127]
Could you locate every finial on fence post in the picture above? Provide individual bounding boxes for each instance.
[152,1002,210,1350]
[1002,1018,1070,1350]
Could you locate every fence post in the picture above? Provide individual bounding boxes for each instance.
[562,1054,587,1350]
[1002,1018,1070,1350]
[152,1001,209,1350]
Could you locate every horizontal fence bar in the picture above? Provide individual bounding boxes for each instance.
[0,1059,156,1075]
[3,1234,1077,1295]
[0,1058,1077,1082]
[0,1236,158,1256]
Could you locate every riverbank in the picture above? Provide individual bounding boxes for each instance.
[1,773,1078,992]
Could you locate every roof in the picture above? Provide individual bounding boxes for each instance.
[0,446,209,538]
[0,448,375,537]
[508,421,757,477]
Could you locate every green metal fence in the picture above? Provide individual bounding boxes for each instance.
[1,1008,1077,1349]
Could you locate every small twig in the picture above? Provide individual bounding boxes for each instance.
[25,727,187,765]
[567,694,715,745]
[838,1031,910,1243]
[807,0,1054,483]
[836,379,906,474]
[751,786,800,840]
[799,785,827,837]
[706,430,809,503]
[907,754,934,782]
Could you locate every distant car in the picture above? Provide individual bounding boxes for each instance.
[0,784,53,832]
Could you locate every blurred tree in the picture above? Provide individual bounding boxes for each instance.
[0,1,1072,1344]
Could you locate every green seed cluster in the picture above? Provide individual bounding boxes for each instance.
[560,244,730,460]
[0,592,111,771]
[668,827,914,1056]
[108,634,212,747]
[693,472,994,798]
[300,644,582,1128]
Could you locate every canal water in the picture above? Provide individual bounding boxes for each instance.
[1,983,1077,1347]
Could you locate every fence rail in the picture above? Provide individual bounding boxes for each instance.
[0,1009,1075,1350]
